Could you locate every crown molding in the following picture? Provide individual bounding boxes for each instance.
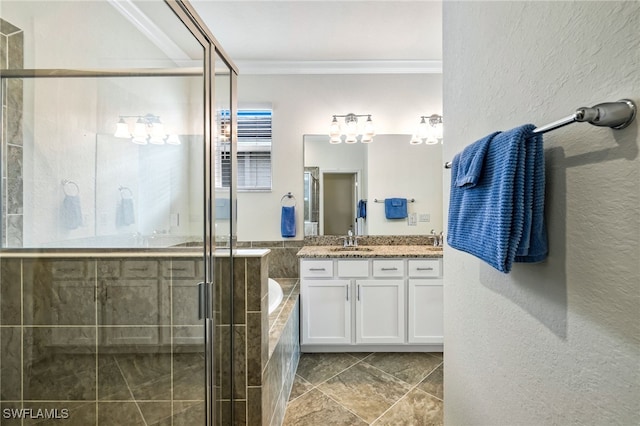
[234,60,442,75]
[107,0,191,65]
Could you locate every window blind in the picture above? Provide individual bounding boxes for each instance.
[215,109,272,190]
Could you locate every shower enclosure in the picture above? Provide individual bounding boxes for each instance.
[0,1,237,425]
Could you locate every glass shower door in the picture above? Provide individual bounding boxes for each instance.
[0,1,237,425]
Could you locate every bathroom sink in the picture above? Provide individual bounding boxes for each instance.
[329,246,373,252]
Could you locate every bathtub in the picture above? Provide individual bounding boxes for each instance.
[268,278,284,314]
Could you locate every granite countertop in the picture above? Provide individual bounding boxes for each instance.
[297,245,443,259]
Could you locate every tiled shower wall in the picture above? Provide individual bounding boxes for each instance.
[0,255,207,425]
[0,18,24,247]
[0,252,279,425]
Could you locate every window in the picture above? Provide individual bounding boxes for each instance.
[215,109,272,191]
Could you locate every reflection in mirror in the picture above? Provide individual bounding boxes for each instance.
[3,133,204,248]
[303,134,443,236]
[303,167,320,236]
[95,134,204,248]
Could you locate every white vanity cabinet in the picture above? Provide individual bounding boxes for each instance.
[407,259,444,344]
[300,279,351,345]
[355,279,405,344]
[300,255,443,351]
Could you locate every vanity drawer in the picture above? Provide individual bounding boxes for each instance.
[301,260,334,278]
[337,260,369,277]
[372,260,404,277]
[408,259,441,278]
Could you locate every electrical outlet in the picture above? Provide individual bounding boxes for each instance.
[419,213,430,222]
[408,212,417,226]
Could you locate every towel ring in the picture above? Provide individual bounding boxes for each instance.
[119,186,134,199]
[281,192,296,207]
[62,180,79,196]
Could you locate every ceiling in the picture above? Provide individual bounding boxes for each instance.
[189,0,442,74]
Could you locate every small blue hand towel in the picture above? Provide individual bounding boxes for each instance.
[384,198,408,219]
[357,200,367,219]
[281,206,296,238]
[116,198,135,227]
[447,124,548,273]
[62,195,83,230]
[216,198,231,220]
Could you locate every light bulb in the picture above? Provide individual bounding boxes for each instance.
[361,133,373,143]
[434,123,443,139]
[114,118,131,138]
[417,117,430,140]
[345,134,358,144]
[133,118,147,140]
[425,136,439,145]
[329,117,341,138]
[363,116,375,137]
[330,136,342,144]
[410,134,423,145]
[149,122,166,144]
[166,134,181,145]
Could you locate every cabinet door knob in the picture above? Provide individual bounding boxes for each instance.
[417,267,434,271]
[346,285,349,301]
[381,267,398,271]
[309,267,326,271]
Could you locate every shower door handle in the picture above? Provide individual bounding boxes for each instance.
[198,282,213,320]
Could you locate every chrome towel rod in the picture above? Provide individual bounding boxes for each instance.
[444,99,636,169]
[374,198,415,203]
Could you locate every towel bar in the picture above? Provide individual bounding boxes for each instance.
[374,198,415,203]
[62,179,79,196]
[444,99,637,169]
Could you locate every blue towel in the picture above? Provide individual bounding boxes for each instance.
[116,198,135,226]
[384,198,408,219]
[454,132,499,188]
[281,206,296,238]
[357,199,367,219]
[62,195,83,230]
[216,198,230,220]
[447,124,548,273]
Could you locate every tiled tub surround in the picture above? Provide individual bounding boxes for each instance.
[0,249,295,426]
[262,278,300,426]
[236,240,304,279]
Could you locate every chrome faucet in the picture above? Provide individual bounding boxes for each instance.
[429,229,444,247]
[342,229,356,247]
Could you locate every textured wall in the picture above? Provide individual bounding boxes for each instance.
[443,2,639,425]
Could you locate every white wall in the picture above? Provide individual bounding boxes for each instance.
[237,73,442,241]
[366,134,442,235]
[443,2,639,425]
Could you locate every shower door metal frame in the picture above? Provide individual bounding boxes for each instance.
[166,2,239,425]
[0,1,238,424]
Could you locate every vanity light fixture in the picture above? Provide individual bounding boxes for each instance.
[410,114,443,145]
[114,114,181,145]
[329,113,375,144]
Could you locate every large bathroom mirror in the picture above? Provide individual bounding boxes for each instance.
[303,134,443,236]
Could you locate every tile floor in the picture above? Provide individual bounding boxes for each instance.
[282,352,443,425]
